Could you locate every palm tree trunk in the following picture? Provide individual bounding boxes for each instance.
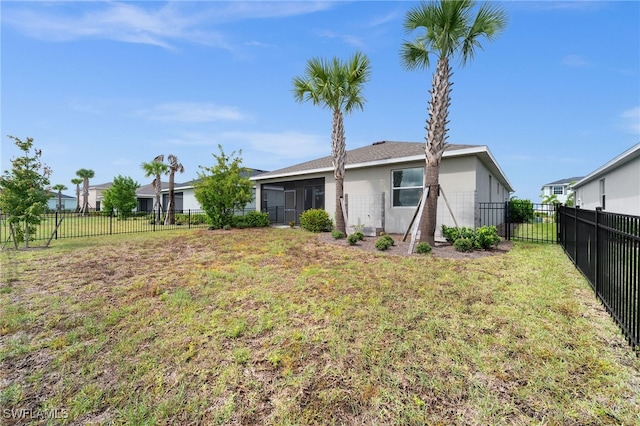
[82,179,89,215]
[168,171,175,225]
[332,109,347,234]
[419,56,452,245]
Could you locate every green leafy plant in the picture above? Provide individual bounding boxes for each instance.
[331,230,345,239]
[416,242,432,254]
[101,175,140,219]
[474,225,501,249]
[346,233,360,245]
[453,237,473,252]
[375,235,393,251]
[242,211,270,228]
[299,209,333,233]
[509,198,535,223]
[353,231,365,241]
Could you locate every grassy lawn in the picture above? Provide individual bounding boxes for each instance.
[1,228,638,425]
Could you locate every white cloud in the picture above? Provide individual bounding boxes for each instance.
[315,30,364,48]
[561,54,592,67]
[1,2,334,50]
[621,106,640,135]
[137,102,248,123]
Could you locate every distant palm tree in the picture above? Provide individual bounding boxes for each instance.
[141,155,169,224]
[75,169,95,215]
[51,184,68,213]
[165,154,184,225]
[71,178,83,212]
[401,0,507,245]
[293,51,371,233]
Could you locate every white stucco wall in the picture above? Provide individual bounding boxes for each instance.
[574,157,640,215]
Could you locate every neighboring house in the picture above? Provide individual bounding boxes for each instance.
[573,143,640,216]
[540,177,583,204]
[159,169,269,213]
[87,182,112,211]
[46,191,76,212]
[252,141,514,238]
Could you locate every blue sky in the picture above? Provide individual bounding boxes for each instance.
[1,1,638,202]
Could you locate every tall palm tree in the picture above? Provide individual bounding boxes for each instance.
[76,169,95,215]
[165,154,184,225]
[71,178,83,212]
[401,0,507,245]
[141,155,169,224]
[293,51,371,234]
[51,184,68,213]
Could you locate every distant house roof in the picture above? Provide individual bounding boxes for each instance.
[252,140,514,191]
[47,191,75,199]
[541,177,584,188]
[573,143,640,189]
[168,168,269,191]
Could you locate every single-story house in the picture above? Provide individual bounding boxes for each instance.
[46,191,76,212]
[251,141,514,238]
[540,176,583,204]
[573,143,640,216]
[158,169,269,214]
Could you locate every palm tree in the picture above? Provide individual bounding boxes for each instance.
[141,155,169,224]
[51,184,68,213]
[401,0,507,245]
[71,178,82,212]
[76,169,95,215]
[293,51,371,234]
[165,154,184,225]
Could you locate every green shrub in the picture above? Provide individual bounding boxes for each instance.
[441,225,474,243]
[243,211,270,227]
[453,237,473,252]
[331,230,345,239]
[415,242,432,254]
[299,209,333,233]
[223,224,232,231]
[353,231,365,241]
[346,233,360,245]
[474,225,501,249]
[375,236,393,251]
[381,234,394,246]
[509,198,535,223]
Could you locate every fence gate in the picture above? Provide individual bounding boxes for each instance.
[478,201,558,244]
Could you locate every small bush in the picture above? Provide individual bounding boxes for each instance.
[474,225,501,249]
[381,234,394,246]
[375,236,393,251]
[331,230,345,239]
[416,242,432,254]
[223,224,232,231]
[299,209,333,233]
[453,237,473,252]
[243,211,270,227]
[346,233,360,245]
[353,231,365,241]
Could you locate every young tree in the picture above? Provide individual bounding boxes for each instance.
[195,145,253,229]
[292,51,371,234]
[101,175,140,219]
[401,0,507,245]
[141,155,169,224]
[165,154,184,225]
[51,184,68,213]
[0,135,52,247]
[76,168,95,215]
[71,177,83,212]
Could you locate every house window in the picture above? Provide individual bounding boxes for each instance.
[553,186,564,195]
[392,167,423,207]
[304,185,324,210]
[599,179,605,210]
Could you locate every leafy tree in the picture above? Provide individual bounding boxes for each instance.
[71,177,83,212]
[540,193,559,205]
[51,184,68,213]
[0,136,52,247]
[401,0,507,245]
[509,197,534,223]
[195,145,253,229]
[141,155,169,224]
[76,168,95,215]
[101,175,140,219]
[292,51,371,234]
[166,154,184,225]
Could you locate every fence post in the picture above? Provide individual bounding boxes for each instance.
[110,212,113,235]
[594,208,600,298]
[188,210,191,229]
[504,201,510,241]
[55,211,58,240]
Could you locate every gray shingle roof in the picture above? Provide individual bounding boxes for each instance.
[255,141,478,179]
[542,177,584,186]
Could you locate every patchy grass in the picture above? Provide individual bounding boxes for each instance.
[1,228,638,425]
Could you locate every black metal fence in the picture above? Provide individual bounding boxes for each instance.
[0,210,211,247]
[558,206,639,353]
[478,201,558,243]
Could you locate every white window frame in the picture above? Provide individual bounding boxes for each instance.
[391,167,424,208]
